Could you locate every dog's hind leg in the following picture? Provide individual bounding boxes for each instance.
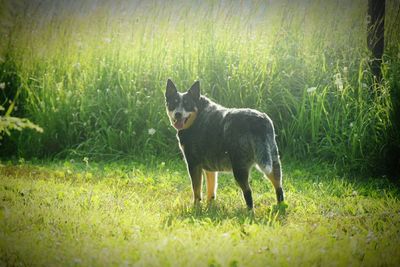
[267,158,284,203]
[256,146,284,204]
[231,165,253,209]
[205,171,218,202]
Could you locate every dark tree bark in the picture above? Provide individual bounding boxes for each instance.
[368,0,385,80]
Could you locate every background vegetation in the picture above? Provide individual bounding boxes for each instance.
[0,0,399,174]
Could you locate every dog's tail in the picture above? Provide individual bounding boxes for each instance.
[252,114,279,175]
[255,142,273,175]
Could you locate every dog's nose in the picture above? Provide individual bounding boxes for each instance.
[175,112,182,120]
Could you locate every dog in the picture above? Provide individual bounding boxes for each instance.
[165,79,284,209]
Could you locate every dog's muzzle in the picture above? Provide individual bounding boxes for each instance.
[173,114,191,130]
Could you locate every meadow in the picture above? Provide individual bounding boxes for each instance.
[1,0,400,266]
[0,0,398,173]
[1,160,400,266]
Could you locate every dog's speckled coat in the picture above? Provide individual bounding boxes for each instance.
[165,79,284,209]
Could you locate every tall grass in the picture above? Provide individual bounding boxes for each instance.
[0,0,399,173]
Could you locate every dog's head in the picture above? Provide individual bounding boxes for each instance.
[165,79,200,131]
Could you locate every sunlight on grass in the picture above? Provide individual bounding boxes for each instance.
[1,161,399,266]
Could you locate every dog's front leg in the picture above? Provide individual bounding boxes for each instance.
[188,164,203,205]
[205,171,218,202]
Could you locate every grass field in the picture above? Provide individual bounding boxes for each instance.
[1,160,399,266]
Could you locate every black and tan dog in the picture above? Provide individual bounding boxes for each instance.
[165,79,284,209]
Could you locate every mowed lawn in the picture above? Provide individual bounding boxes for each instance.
[0,160,399,266]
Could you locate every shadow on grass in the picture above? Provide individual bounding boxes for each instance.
[163,201,289,227]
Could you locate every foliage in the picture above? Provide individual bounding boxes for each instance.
[0,104,43,140]
[0,0,398,173]
[0,113,43,139]
[1,161,399,266]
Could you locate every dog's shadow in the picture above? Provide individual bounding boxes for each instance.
[163,201,289,227]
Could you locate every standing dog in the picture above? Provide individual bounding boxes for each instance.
[165,79,284,209]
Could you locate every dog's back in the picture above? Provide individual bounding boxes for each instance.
[166,80,284,208]
[179,96,278,174]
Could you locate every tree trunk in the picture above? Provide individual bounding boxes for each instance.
[368,0,385,80]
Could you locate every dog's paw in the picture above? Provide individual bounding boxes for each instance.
[206,200,217,210]
[272,201,288,213]
[248,208,256,217]
[192,201,203,213]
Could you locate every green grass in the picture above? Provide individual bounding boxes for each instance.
[0,0,399,174]
[1,160,399,266]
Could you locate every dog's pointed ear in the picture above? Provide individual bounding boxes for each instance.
[188,81,200,100]
[166,79,177,98]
